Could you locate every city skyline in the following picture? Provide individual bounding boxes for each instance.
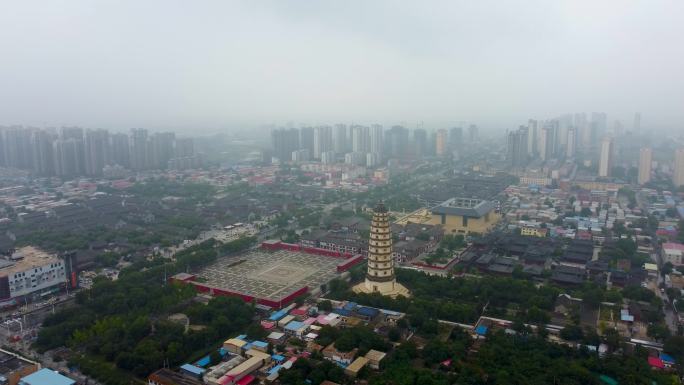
[1,1,683,133]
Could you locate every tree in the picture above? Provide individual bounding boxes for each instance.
[580,285,604,309]
[647,323,671,342]
[604,328,622,352]
[210,350,222,365]
[560,324,584,341]
[246,323,267,340]
[663,335,684,360]
[580,207,592,217]
[318,300,333,312]
[388,327,401,342]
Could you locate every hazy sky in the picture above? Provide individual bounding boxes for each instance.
[1,1,683,133]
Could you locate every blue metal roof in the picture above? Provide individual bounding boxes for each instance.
[193,355,211,367]
[252,340,268,348]
[285,320,305,331]
[332,308,352,317]
[268,365,282,375]
[356,307,379,317]
[380,309,403,316]
[181,364,206,375]
[272,354,285,362]
[660,353,675,363]
[343,302,357,311]
[269,309,288,321]
[18,369,75,385]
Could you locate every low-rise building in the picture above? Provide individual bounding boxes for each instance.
[149,368,203,385]
[344,356,368,378]
[364,349,386,370]
[18,368,75,385]
[0,350,40,385]
[662,243,684,266]
[520,226,548,237]
[322,344,357,365]
[0,246,67,303]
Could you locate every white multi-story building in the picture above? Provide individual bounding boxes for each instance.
[0,246,66,301]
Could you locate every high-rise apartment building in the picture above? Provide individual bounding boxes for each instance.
[435,129,448,156]
[84,129,111,175]
[527,119,538,156]
[333,124,348,154]
[598,137,613,177]
[413,129,427,158]
[351,125,369,153]
[507,127,528,168]
[674,148,684,188]
[271,128,300,163]
[566,127,576,158]
[369,125,383,158]
[313,126,333,160]
[0,126,198,176]
[110,133,130,167]
[150,132,175,169]
[31,129,55,175]
[53,138,85,177]
[299,127,315,156]
[387,126,409,159]
[130,128,150,170]
[638,147,652,185]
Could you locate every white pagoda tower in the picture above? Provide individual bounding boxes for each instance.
[353,202,409,297]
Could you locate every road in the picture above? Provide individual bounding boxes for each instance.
[637,190,679,334]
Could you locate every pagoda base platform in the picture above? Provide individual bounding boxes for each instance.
[352,280,410,298]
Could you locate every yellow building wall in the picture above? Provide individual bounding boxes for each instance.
[427,211,501,235]
[520,227,545,237]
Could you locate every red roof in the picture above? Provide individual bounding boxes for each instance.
[290,309,307,316]
[648,356,665,369]
[237,375,255,385]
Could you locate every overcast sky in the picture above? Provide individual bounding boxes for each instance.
[1,1,683,133]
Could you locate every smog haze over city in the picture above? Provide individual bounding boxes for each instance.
[1,2,684,385]
[1,1,683,133]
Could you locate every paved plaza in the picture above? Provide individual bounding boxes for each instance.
[196,249,341,300]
